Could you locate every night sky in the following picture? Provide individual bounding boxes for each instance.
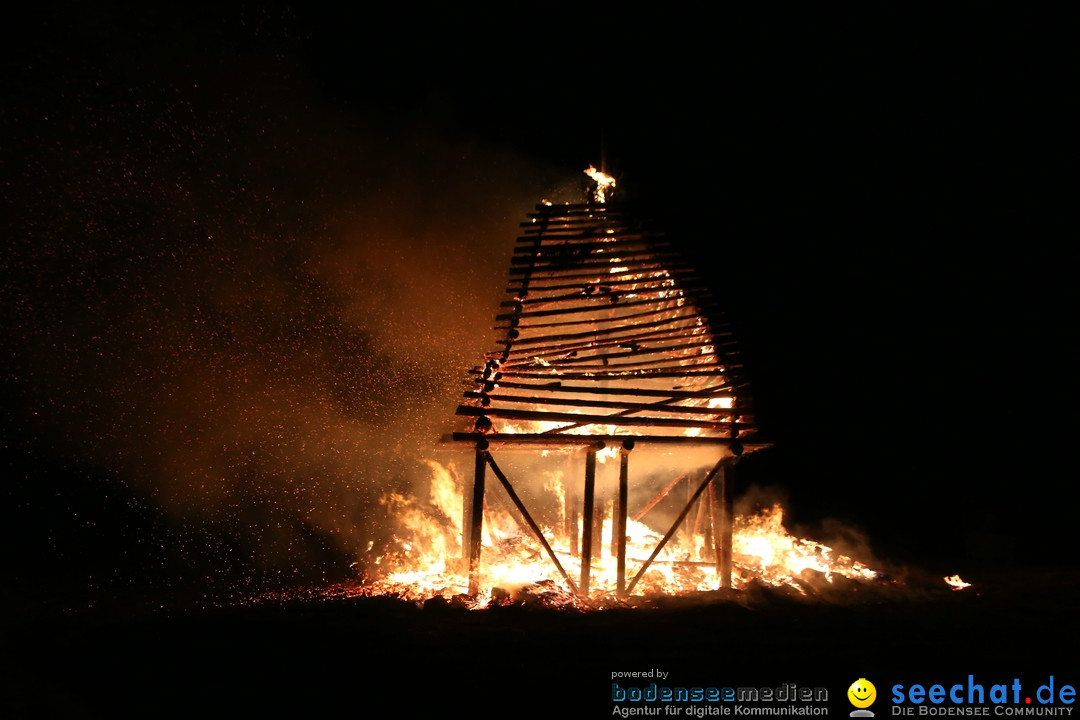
[2,5,1072,622]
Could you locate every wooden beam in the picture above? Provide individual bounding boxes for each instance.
[446,433,768,451]
[502,282,702,307]
[512,236,671,253]
[508,258,693,279]
[495,305,704,332]
[523,340,721,368]
[475,366,734,382]
[455,405,741,431]
[466,443,487,596]
[492,324,721,358]
[579,446,600,596]
[495,294,693,322]
[472,379,735,400]
[510,247,685,268]
[505,265,700,287]
[616,439,633,598]
[462,392,736,418]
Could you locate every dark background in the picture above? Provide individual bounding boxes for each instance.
[1,5,1073,717]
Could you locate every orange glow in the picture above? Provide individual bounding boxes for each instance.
[316,192,883,610]
[332,462,881,607]
[944,574,972,591]
[585,166,616,203]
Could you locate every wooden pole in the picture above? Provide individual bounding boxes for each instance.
[718,459,734,589]
[616,439,633,598]
[579,444,602,596]
[565,454,578,558]
[467,440,488,596]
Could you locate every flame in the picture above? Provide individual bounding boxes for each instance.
[944,574,971,591]
[333,462,882,607]
[585,166,616,203]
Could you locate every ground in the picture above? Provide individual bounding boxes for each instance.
[4,566,1076,718]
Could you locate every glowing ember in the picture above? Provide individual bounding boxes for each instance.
[944,574,972,591]
[332,462,881,607]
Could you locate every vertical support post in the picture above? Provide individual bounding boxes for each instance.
[702,480,714,550]
[708,475,720,580]
[467,440,488,596]
[718,458,734,589]
[565,455,578,558]
[579,443,601,597]
[616,439,633,598]
[685,473,694,543]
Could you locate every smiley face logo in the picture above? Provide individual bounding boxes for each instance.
[848,678,877,709]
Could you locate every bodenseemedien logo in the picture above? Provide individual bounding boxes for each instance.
[610,678,830,715]
[849,678,877,717]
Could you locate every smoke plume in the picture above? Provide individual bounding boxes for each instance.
[1,8,584,609]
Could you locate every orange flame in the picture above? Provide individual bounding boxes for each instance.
[944,574,972,591]
[585,166,616,203]
[338,461,881,607]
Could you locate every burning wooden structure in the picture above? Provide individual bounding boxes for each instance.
[448,170,769,598]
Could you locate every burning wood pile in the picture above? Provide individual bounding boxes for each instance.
[448,168,767,599]
[337,169,885,608]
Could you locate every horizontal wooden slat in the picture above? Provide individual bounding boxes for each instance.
[511,247,681,268]
[513,234,665,250]
[524,342,719,368]
[445,432,770,450]
[508,256,693,277]
[463,391,735,417]
[501,287,695,309]
[495,295,693,322]
[495,326,714,361]
[493,310,708,345]
[505,276,683,295]
[455,405,746,431]
[474,366,732,381]
[472,379,737,400]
